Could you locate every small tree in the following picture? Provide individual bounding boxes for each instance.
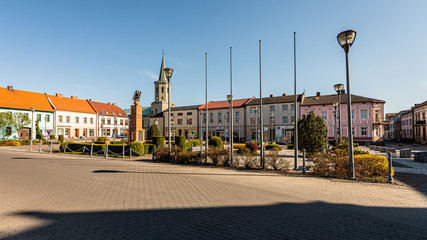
[175,136,186,149]
[298,111,328,157]
[35,119,43,140]
[147,124,161,140]
[0,112,12,138]
[11,113,30,140]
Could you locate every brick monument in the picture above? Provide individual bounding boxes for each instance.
[129,90,145,142]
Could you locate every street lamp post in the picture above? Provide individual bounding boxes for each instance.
[164,67,174,157]
[227,94,233,166]
[254,106,259,145]
[237,120,241,142]
[114,116,117,141]
[333,101,338,143]
[30,107,35,151]
[334,83,344,140]
[337,29,357,180]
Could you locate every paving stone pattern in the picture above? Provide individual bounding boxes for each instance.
[0,149,426,239]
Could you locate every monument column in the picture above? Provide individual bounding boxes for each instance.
[130,91,145,142]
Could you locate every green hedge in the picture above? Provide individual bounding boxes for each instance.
[60,142,153,156]
[209,137,223,148]
[189,140,201,146]
[153,136,165,148]
[175,136,186,149]
[266,144,282,151]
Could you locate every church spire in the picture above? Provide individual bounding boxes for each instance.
[158,51,167,82]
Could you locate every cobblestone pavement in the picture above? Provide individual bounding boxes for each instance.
[0,149,426,239]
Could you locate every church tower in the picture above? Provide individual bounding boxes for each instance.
[151,52,171,116]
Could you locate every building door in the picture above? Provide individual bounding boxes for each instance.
[75,129,80,138]
[423,127,426,142]
[19,128,30,140]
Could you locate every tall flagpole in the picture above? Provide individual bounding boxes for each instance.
[205,53,208,163]
[259,40,264,169]
[230,47,233,166]
[294,32,299,170]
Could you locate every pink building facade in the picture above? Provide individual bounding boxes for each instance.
[300,93,385,143]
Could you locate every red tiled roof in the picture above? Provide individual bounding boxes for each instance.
[198,98,254,110]
[47,94,96,114]
[0,87,54,112]
[88,101,128,117]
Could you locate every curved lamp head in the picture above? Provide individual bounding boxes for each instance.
[270,113,274,117]
[333,102,338,108]
[30,107,35,112]
[227,94,232,102]
[337,30,356,53]
[334,83,344,93]
[164,68,174,80]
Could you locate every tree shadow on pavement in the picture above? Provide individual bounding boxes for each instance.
[5,201,427,239]
[394,172,427,197]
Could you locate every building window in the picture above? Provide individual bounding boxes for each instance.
[178,112,183,116]
[270,117,275,124]
[90,118,94,124]
[352,111,355,120]
[375,110,380,122]
[107,119,111,125]
[162,87,164,93]
[361,127,367,136]
[203,114,206,123]
[352,127,355,136]
[210,113,213,123]
[84,117,87,124]
[270,106,275,112]
[321,112,327,120]
[178,119,183,125]
[59,115,63,123]
[120,119,124,125]
[291,116,295,124]
[187,112,192,115]
[283,105,288,111]
[236,112,240,122]
[66,116,70,123]
[37,114,41,121]
[251,118,255,125]
[45,115,50,122]
[361,110,367,119]
[291,104,295,111]
[101,118,105,124]
[218,112,222,123]
[187,118,192,125]
[75,117,80,123]
[226,112,230,122]
[250,107,256,114]
[283,117,288,124]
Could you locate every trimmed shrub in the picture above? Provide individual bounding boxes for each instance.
[266,144,282,151]
[287,144,294,149]
[242,152,257,169]
[313,153,393,182]
[209,137,223,148]
[175,136,186,149]
[245,142,258,154]
[60,141,74,152]
[0,140,21,146]
[189,140,201,146]
[176,151,199,164]
[233,144,247,154]
[59,135,64,143]
[130,142,144,155]
[266,150,290,171]
[249,140,261,146]
[50,135,55,140]
[154,147,172,162]
[147,124,161,140]
[152,136,165,148]
[96,137,107,144]
[20,139,31,145]
[208,148,228,166]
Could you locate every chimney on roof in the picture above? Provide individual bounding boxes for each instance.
[56,93,63,98]
[316,92,321,97]
[282,93,286,96]
[112,103,116,106]
[108,102,111,105]
[270,94,273,98]
[7,86,13,91]
[71,96,78,99]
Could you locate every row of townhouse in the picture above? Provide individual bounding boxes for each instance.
[148,91,385,144]
[385,100,427,144]
[0,86,129,140]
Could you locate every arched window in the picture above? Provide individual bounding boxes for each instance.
[162,87,164,93]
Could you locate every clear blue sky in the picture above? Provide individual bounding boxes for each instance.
[0,0,425,114]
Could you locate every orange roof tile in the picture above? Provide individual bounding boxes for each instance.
[47,94,96,114]
[0,87,54,112]
[88,101,128,117]
[198,98,253,110]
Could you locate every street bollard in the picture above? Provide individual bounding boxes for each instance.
[152,145,155,161]
[122,143,125,159]
[200,146,203,165]
[302,149,306,174]
[387,152,394,183]
[49,141,53,154]
[105,144,109,159]
[39,140,42,152]
[130,147,132,158]
[29,139,33,152]
[90,141,93,157]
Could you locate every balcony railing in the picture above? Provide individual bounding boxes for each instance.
[415,120,426,125]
